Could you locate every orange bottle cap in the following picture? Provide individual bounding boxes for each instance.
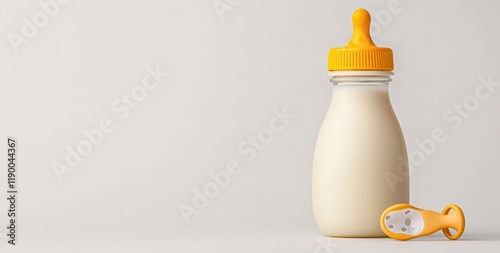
[328,9,394,71]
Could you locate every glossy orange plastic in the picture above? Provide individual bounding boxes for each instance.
[328,9,394,71]
[380,203,466,240]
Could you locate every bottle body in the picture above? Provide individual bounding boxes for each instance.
[312,72,409,237]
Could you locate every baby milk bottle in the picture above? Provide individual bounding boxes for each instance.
[312,9,409,237]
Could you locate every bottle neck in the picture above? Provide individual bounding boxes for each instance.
[328,71,393,86]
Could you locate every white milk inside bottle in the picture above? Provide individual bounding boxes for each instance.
[312,9,409,237]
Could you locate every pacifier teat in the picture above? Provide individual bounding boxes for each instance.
[380,204,466,240]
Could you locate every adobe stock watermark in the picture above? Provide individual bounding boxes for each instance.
[313,237,339,253]
[51,64,169,183]
[178,107,296,224]
[213,0,243,21]
[7,0,71,54]
[335,0,411,46]
[369,0,411,38]
[386,74,500,191]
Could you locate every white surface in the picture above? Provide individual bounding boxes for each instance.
[0,0,499,252]
[1,230,500,253]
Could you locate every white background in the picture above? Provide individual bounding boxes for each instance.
[0,0,499,252]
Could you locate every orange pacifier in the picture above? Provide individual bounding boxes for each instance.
[380,204,465,240]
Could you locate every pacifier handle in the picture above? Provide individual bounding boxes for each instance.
[441,204,466,240]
